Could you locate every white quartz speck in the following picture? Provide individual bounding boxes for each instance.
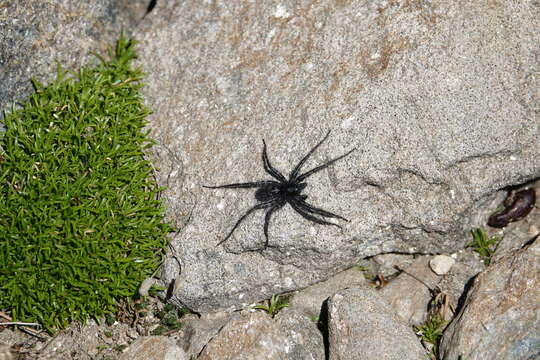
[217,200,226,210]
[275,4,291,18]
[341,116,354,129]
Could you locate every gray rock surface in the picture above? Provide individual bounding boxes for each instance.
[198,311,289,360]
[274,307,325,360]
[327,287,427,360]
[379,256,440,325]
[288,267,367,318]
[35,319,137,360]
[429,255,455,275]
[134,0,539,312]
[0,0,147,110]
[119,336,187,360]
[440,237,540,360]
[177,312,230,359]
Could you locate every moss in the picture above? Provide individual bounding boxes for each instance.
[0,36,172,333]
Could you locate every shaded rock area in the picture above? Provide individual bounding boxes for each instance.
[0,0,148,110]
[134,0,540,313]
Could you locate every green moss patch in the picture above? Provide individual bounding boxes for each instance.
[0,37,171,332]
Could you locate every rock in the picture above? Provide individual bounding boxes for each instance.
[435,248,484,321]
[327,287,426,360]
[138,277,159,297]
[288,267,367,318]
[33,319,144,360]
[379,256,440,325]
[0,0,146,109]
[133,0,539,313]
[119,336,187,360]
[176,312,230,358]
[198,312,288,360]
[371,253,415,278]
[274,307,325,360]
[0,345,13,360]
[429,255,455,275]
[440,238,540,360]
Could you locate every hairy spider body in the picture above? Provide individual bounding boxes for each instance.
[204,131,356,248]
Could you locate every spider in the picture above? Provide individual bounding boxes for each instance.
[204,130,356,249]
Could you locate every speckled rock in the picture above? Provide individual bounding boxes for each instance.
[119,336,187,360]
[440,238,540,360]
[134,0,540,312]
[0,0,147,110]
[198,312,288,360]
[429,255,455,275]
[288,267,367,318]
[379,256,440,326]
[274,307,325,360]
[327,287,426,360]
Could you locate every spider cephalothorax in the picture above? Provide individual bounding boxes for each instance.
[204,131,356,249]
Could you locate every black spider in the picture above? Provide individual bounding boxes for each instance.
[204,131,356,248]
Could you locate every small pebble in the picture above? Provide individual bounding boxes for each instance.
[429,255,455,275]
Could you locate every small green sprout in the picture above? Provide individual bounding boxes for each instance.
[96,345,109,352]
[252,294,289,318]
[414,315,447,359]
[468,228,500,265]
[355,264,374,280]
[114,345,128,352]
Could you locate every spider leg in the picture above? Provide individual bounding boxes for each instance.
[263,201,285,248]
[289,130,331,181]
[216,200,275,246]
[294,197,350,222]
[203,180,278,189]
[288,199,342,229]
[262,139,287,182]
[295,147,356,183]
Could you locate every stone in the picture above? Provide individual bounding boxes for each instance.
[288,267,367,318]
[132,0,539,313]
[379,256,439,325]
[440,238,540,360]
[429,255,455,275]
[119,336,187,360]
[274,307,325,360]
[176,312,230,359]
[198,312,288,360]
[0,0,146,109]
[327,287,426,360]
